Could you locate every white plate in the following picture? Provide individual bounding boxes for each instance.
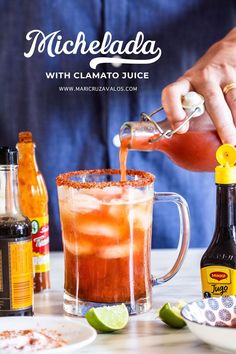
[0,315,96,353]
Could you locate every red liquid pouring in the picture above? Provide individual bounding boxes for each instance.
[120,144,129,181]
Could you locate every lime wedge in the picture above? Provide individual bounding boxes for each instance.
[85,304,129,332]
[158,302,186,329]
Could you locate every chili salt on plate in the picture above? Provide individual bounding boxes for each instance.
[0,329,67,352]
[0,316,96,353]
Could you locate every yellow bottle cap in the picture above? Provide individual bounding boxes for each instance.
[215,144,236,184]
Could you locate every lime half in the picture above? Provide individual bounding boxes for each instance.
[158,302,186,329]
[85,304,129,332]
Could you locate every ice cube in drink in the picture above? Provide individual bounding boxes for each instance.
[58,185,153,303]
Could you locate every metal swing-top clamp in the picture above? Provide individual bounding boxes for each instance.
[140,91,205,143]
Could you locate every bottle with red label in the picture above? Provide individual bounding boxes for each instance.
[17,132,50,292]
[201,144,236,298]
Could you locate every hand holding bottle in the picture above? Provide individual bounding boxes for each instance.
[162,27,236,145]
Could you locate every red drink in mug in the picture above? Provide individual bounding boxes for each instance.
[56,169,189,316]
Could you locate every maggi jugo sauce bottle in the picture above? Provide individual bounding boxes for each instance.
[201,144,236,298]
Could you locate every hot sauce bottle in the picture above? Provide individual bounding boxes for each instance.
[17,132,50,293]
[201,144,236,298]
[0,147,33,316]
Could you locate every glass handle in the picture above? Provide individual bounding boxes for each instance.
[152,192,190,286]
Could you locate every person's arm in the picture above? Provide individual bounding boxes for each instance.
[162,27,236,145]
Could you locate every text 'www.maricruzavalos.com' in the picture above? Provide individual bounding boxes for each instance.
[58,86,138,92]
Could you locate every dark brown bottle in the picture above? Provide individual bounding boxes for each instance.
[0,147,33,316]
[201,144,236,298]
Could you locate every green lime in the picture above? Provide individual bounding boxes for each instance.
[85,304,129,332]
[158,302,186,329]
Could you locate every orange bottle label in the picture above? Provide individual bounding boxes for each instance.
[31,216,50,273]
[9,240,33,310]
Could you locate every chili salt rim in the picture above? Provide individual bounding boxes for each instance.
[56,169,155,189]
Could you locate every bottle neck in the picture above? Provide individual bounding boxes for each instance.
[119,115,215,151]
[17,143,38,171]
[0,165,21,215]
[215,184,236,230]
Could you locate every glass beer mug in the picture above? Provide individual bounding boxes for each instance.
[56,169,190,316]
[119,92,221,172]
